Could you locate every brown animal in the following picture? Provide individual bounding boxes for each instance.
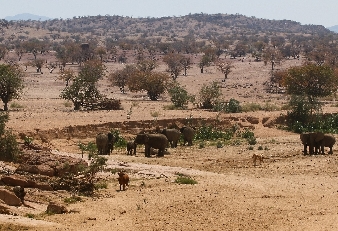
[252,154,264,166]
[117,172,129,191]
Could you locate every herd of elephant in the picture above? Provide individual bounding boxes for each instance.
[95,126,195,157]
[300,132,336,155]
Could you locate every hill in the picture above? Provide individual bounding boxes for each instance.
[4,13,51,21]
[327,25,338,33]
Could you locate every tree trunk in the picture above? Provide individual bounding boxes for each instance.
[3,102,8,111]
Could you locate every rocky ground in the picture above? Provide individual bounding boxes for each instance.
[1,58,338,231]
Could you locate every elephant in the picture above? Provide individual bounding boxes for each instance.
[161,128,181,148]
[315,134,336,154]
[126,141,137,155]
[96,132,114,155]
[134,133,168,157]
[180,126,195,146]
[300,132,325,155]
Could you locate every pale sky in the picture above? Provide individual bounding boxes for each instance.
[1,0,337,27]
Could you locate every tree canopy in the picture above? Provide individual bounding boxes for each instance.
[0,64,25,111]
[281,63,338,100]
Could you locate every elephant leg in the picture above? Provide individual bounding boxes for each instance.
[303,144,308,155]
[309,145,314,155]
[158,148,164,157]
[145,146,150,157]
[328,147,333,154]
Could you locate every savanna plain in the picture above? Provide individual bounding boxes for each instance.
[1,24,338,230]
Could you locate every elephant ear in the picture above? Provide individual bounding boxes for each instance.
[315,132,325,142]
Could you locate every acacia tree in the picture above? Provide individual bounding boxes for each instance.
[281,63,338,117]
[128,70,170,101]
[217,61,233,80]
[0,64,25,111]
[180,56,191,76]
[262,47,283,70]
[199,81,222,109]
[60,60,106,110]
[163,53,184,80]
[108,65,137,94]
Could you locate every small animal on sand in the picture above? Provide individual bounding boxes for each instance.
[117,172,129,191]
[252,154,264,166]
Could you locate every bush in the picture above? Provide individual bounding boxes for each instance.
[0,113,20,162]
[167,83,194,109]
[199,81,222,109]
[226,98,242,113]
[110,129,127,148]
[175,174,197,184]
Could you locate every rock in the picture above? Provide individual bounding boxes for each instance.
[1,175,29,187]
[0,199,11,214]
[46,201,68,214]
[36,183,53,191]
[0,188,22,206]
[13,186,26,201]
[16,150,88,177]
[246,116,260,124]
[16,164,55,177]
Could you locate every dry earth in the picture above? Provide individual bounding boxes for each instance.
[1,57,338,231]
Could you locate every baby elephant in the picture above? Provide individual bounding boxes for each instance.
[117,172,129,191]
[126,141,137,155]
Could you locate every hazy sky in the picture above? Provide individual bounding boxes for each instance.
[1,0,337,27]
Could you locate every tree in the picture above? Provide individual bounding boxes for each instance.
[0,45,8,60]
[0,64,25,111]
[108,64,137,93]
[163,53,184,80]
[128,70,170,101]
[58,68,76,87]
[262,47,283,70]
[217,61,233,80]
[60,60,106,110]
[167,82,194,108]
[180,56,192,76]
[198,81,222,109]
[199,55,212,74]
[281,63,338,116]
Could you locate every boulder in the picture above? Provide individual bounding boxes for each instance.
[0,188,22,206]
[46,201,68,214]
[0,199,11,214]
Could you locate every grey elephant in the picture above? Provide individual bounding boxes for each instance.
[315,134,336,154]
[96,132,114,155]
[126,141,137,155]
[180,126,195,146]
[134,133,168,157]
[300,132,325,155]
[161,128,181,148]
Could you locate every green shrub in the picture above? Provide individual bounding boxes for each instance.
[226,98,242,113]
[258,146,263,150]
[247,137,257,145]
[110,129,127,148]
[64,196,82,204]
[175,175,197,185]
[167,82,194,109]
[241,103,262,112]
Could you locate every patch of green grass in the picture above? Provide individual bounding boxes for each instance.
[10,102,24,109]
[24,213,36,219]
[95,181,108,189]
[174,173,197,185]
[64,196,82,204]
